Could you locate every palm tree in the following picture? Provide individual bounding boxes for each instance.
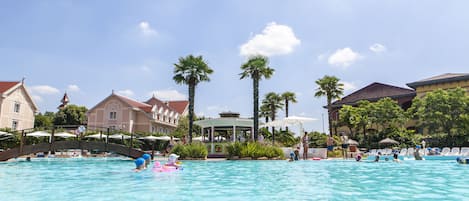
[239,55,274,141]
[314,75,344,137]
[262,92,284,144]
[173,55,213,143]
[259,104,271,123]
[281,91,297,131]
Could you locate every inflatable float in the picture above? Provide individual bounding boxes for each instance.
[152,161,183,172]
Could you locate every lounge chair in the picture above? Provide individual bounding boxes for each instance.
[440,147,451,156]
[460,147,469,156]
[399,148,408,156]
[449,147,461,156]
[384,148,393,155]
[368,149,377,156]
[407,148,415,156]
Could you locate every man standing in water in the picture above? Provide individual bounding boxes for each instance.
[302,132,309,160]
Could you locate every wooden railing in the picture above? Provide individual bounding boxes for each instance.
[0,141,144,161]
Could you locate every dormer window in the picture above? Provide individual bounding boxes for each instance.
[13,102,20,113]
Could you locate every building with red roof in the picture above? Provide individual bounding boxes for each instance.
[86,92,188,134]
[0,80,38,131]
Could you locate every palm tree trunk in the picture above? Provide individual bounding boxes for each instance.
[327,99,333,137]
[271,106,275,145]
[285,100,289,132]
[188,83,195,144]
[253,75,259,141]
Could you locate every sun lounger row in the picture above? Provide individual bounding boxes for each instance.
[368,147,469,156]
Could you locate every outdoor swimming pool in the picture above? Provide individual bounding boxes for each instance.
[1,158,468,201]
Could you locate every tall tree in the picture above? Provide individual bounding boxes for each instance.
[410,88,468,146]
[314,75,344,136]
[262,92,284,143]
[173,55,213,143]
[281,91,297,131]
[259,104,271,123]
[239,55,274,141]
[34,112,55,129]
[54,105,88,125]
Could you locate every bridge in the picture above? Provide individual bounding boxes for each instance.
[0,141,145,161]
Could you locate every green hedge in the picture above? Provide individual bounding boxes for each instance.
[225,142,284,159]
[171,143,208,159]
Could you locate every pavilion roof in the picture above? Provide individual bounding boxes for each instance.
[194,117,255,128]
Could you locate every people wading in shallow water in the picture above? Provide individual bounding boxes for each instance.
[302,132,309,160]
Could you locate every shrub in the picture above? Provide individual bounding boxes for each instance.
[226,142,283,159]
[171,143,207,159]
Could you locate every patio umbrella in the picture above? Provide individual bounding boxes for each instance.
[54,132,77,138]
[0,131,13,141]
[346,139,359,145]
[26,131,52,143]
[0,131,13,136]
[108,133,131,140]
[153,136,179,141]
[140,135,159,141]
[261,116,317,134]
[85,133,106,139]
[379,138,399,145]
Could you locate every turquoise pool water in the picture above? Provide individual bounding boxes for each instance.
[1,158,469,201]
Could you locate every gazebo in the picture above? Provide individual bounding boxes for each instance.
[194,112,255,143]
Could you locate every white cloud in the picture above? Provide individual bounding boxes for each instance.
[32,95,43,102]
[369,43,387,53]
[148,90,187,100]
[139,21,157,36]
[67,84,80,92]
[340,81,357,91]
[117,89,135,97]
[240,22,300,57]
[30,85,60,95]
[328,47,362,67]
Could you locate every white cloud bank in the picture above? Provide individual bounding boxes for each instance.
[67,84,80,92]
[30,85,60,95]
[328,47,361,67]
[369,43,387,53]
[148,90,187,100]
[117,89,135,97]
[240,22,300,57]
[139,21,157,36]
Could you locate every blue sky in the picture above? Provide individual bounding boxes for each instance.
[1,1,469,133]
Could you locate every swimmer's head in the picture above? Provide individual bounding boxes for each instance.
[169,154,179,160]
[135,158,145,168]
[142,153,151,160]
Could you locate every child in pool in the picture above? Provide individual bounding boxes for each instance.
[166,154,181,169]
[134,157,145,172]
[142,154,151,169]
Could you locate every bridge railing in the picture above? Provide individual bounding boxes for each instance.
[0,125,146,161]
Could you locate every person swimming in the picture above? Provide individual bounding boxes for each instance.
[294,147,300,161]
[134,157,145,172]
[166,154,181,169]
[356,153,362,162]
[142,153,151,169]
[393,152,400,162]
[374,152,381,162]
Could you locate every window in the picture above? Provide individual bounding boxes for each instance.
[12,120,18,131]
[109,111,117,120]
[13,102,20,113]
